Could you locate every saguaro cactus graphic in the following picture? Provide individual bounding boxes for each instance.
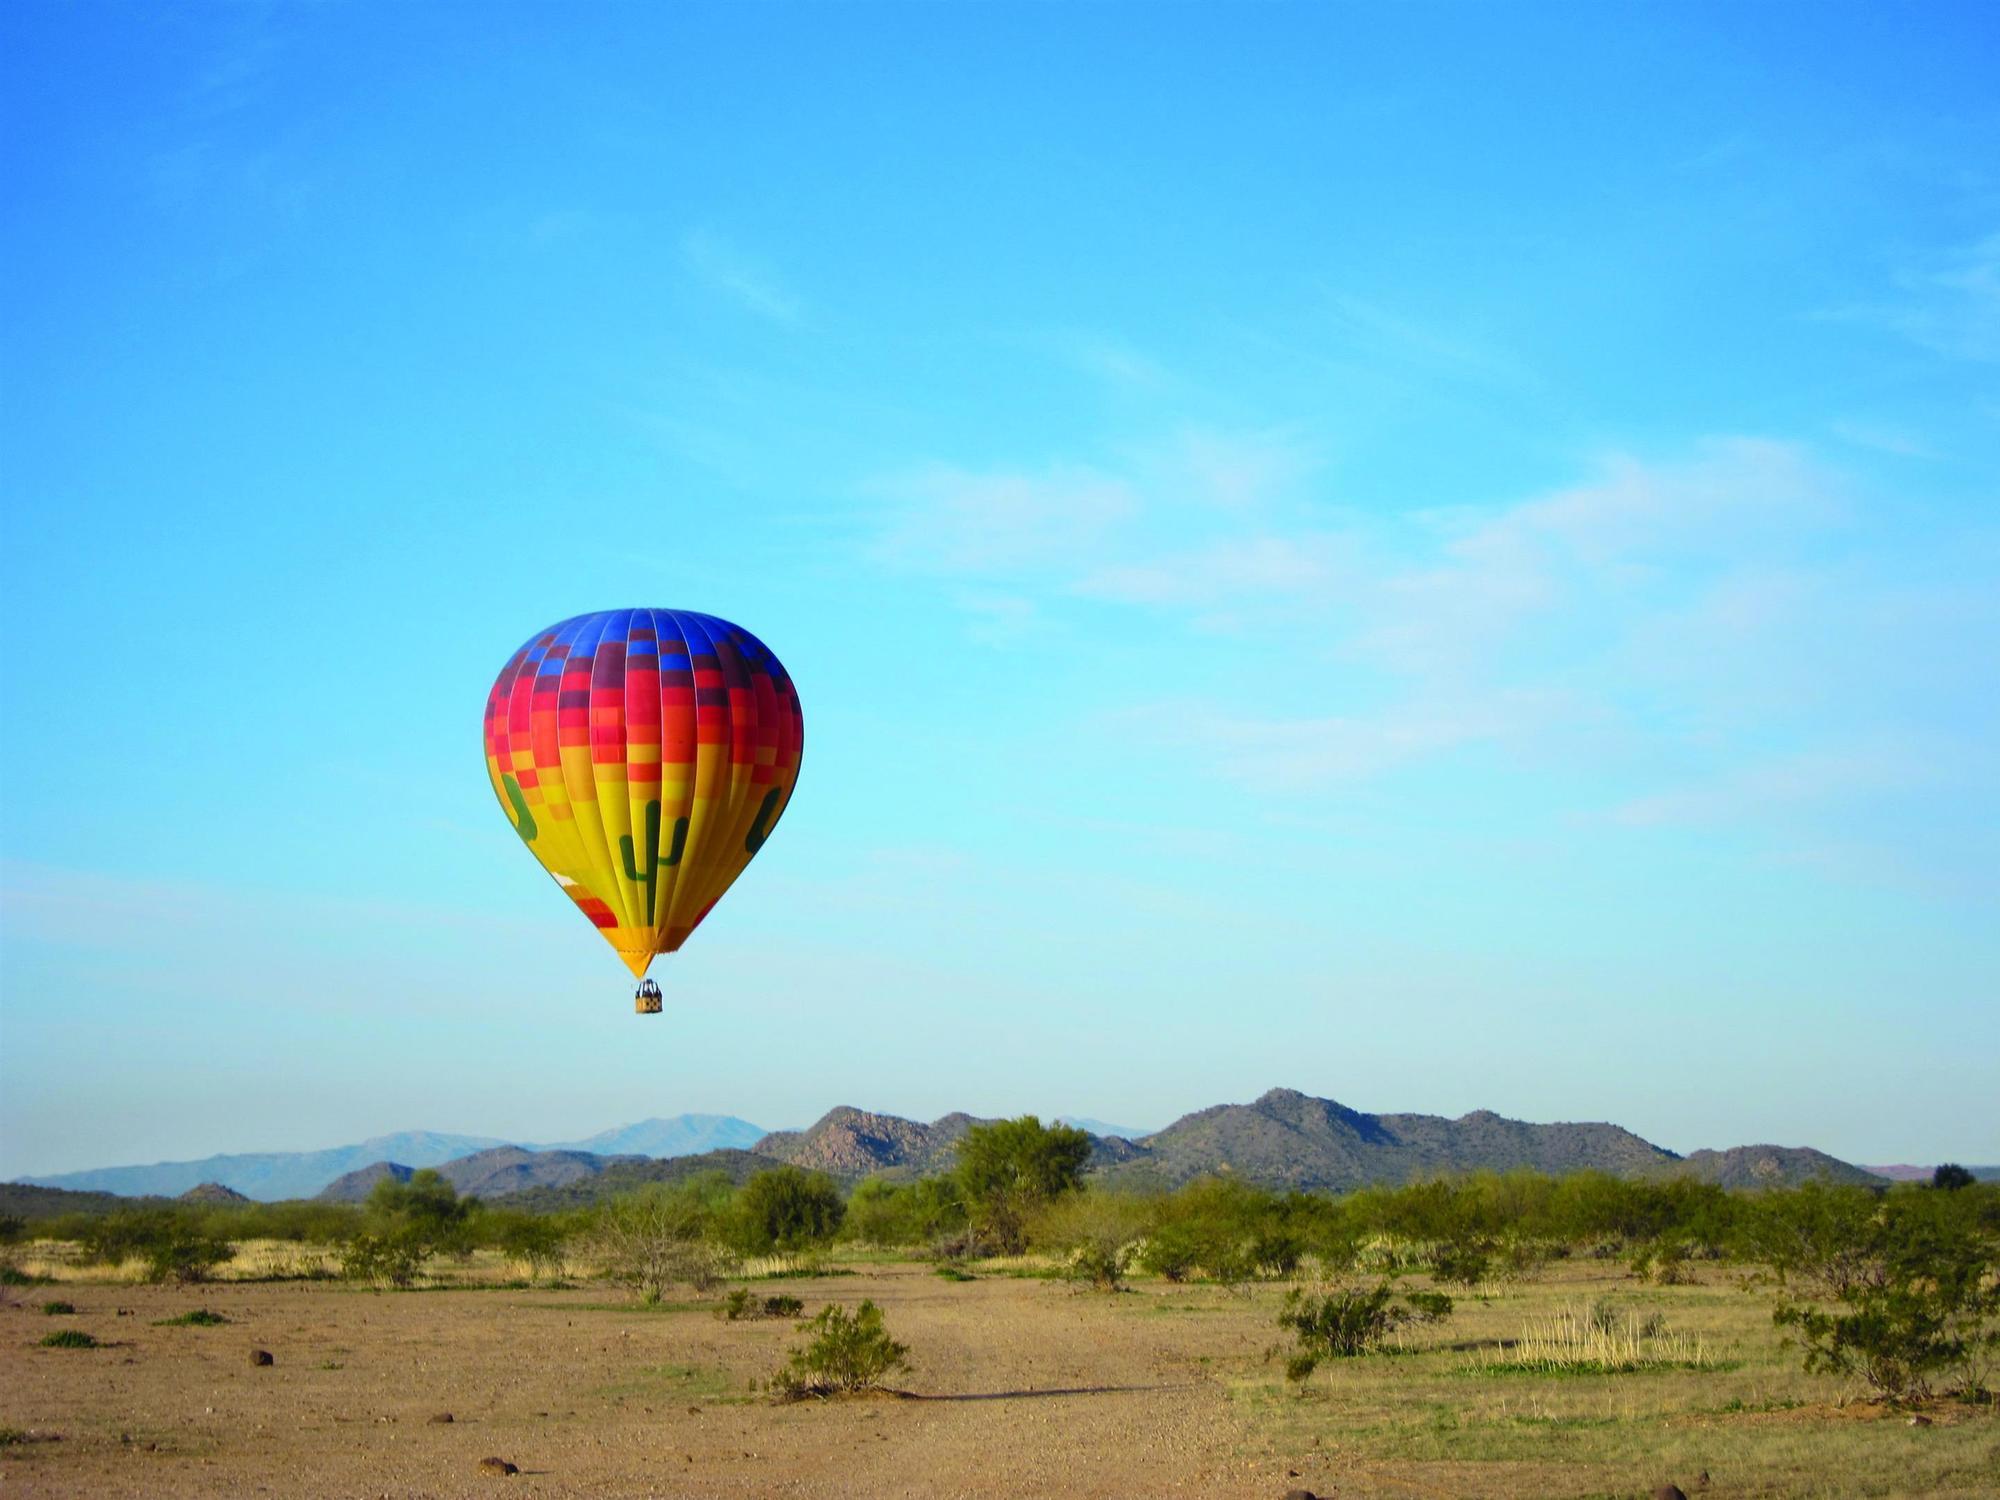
[619,799,688,924]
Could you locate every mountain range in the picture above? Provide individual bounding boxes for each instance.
[17,1115,765,1201]
[12,1090,1899,1205]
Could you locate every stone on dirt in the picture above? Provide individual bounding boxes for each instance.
[478,1457,520,1476]
[248,1349,274,1367]
[428,1412,454,1424]
[1654,1487,1688,1500]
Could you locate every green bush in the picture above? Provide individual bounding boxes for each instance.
[1136,1223,1201,1282]
[340,1232,425,1288]
[1277,1280,1455,1379]
[730,1168,845,1256]
[1767,1184,1999,1401]
[770,1300,908,1398]
[145,1232,235,1286]
[40,1300,75,1315]
[1279,1283,1404,1376]
[841,1176,966,1249]
[40,1329,97,1349]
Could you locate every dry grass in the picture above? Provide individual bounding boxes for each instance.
[1483,1300,1715,1374]
[1231,1265,2000,1498]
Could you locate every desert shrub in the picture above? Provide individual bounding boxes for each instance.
[40,1329,97,1349]
[1033,1190,1150,1291]
[1427,1237,1492,1289]
[584,1179,735,1301]
[1765,1183,2000,1401]
[145,1231,235,1285]
[487,1212,569,1280]
[1137,1222,1201,1282]
[1278,1283,1410,1378]
[154,1308,230,1326]
[1932,1164,1976,1192]
[1251,1229,1304,1279]
[954,1117,1092,1255]
[340,1232,425,1287]
[1405,1289,1455,1323]
[1631,1234,1697,1286]
[841,1176,967,1249]
[719,1288,804,1320]
[770,1300,908,1399]
[729,1168,845,1256]
[40,1300,75,1315]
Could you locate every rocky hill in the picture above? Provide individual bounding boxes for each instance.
[1094,1088,1683,1191]
[1677,1146,1892,1189]
[752,1108,986,1177]
[503,1149,768,1211]
[316,1146,643,1203]
[177,1181,251,1204]
[753,1109,1144,1181]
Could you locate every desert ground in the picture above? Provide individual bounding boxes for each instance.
[3,1255,1996,1499]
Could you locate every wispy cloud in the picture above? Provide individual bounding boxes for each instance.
[1606,738,1944,829]
[1113,689,1568,788]
[869,462,1138,575]
[682,229,802,324]
[1319,290,1542,392]
[1821,232,2000,363]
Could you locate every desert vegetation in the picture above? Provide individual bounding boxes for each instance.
[4,1121,1995,1496]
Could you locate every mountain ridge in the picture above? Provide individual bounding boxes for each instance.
[12,1091,1892,1202]
[16,1116,766,1201]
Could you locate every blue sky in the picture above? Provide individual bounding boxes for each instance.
[2,1,1995,1180]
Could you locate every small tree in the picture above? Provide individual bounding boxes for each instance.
[770,1300,908,1399]
[954,1116,1091,1255]
[343,1170,472,1285]
[729,1168,846,1257]
[584,1180,734,1301]
[1933,1164,1976,1192]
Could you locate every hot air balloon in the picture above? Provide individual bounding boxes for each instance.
[482,609,803,1013]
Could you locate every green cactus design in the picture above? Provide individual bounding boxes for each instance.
[745,788,782,853]
[619,800,688,924]
[501,775,538,843]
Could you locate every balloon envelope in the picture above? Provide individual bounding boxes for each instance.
[482,609,803,978]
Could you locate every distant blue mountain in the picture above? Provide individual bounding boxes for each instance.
[1057,1116,1155,1141]
[17,1131,509,1202]
[540,1115,767,1158]
[18,1115,769,1201]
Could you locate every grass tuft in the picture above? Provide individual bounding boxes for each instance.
[39,1329,98,1349]
[153,1308,230,1326]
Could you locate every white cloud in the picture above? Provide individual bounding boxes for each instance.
[870,463,1138,576]
[1607,738,1945,828]
[682,229,801,324]
[1074,533,1348,608]
[1115,690,1567,787]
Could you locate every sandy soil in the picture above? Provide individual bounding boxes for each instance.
[1,1266,1302,1499]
